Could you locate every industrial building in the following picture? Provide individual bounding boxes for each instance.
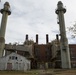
[0,1,76,70]
[4,34,76,69]
[0,53,30,71]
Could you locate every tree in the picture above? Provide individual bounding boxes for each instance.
[68,22,76,38]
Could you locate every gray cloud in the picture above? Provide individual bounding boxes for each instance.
[0,0,76,44]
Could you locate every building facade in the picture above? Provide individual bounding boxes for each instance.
[4,35,76,69]
[0,53,30,71]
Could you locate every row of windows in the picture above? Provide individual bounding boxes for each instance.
[9,56,18,60]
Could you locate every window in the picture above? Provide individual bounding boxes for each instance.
[9,56,18,60]
[9,56,11,59]
[12,56,15,60]
[15,57,18,60]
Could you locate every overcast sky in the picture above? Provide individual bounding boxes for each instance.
[0,0,76,44]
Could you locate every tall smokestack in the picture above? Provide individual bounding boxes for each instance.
[26,34,28,40]
[36,34,38,44]
[46,34,49,44]
[55,1,71,68]
[0,2,11,57]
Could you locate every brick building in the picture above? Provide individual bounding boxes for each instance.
[4,34,76,69]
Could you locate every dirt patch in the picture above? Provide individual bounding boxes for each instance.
[39,73,53,75]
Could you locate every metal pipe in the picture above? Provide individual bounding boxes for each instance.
[36,34,38,44]
[46,34,49,44]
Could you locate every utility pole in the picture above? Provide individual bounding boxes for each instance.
[0,2,11,57]
[55,1,71,68]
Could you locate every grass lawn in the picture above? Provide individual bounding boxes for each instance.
[0,69,76,75]
[0,70,40,75]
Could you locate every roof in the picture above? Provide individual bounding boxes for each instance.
[5,44,34,58]
[0,52,30,62]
